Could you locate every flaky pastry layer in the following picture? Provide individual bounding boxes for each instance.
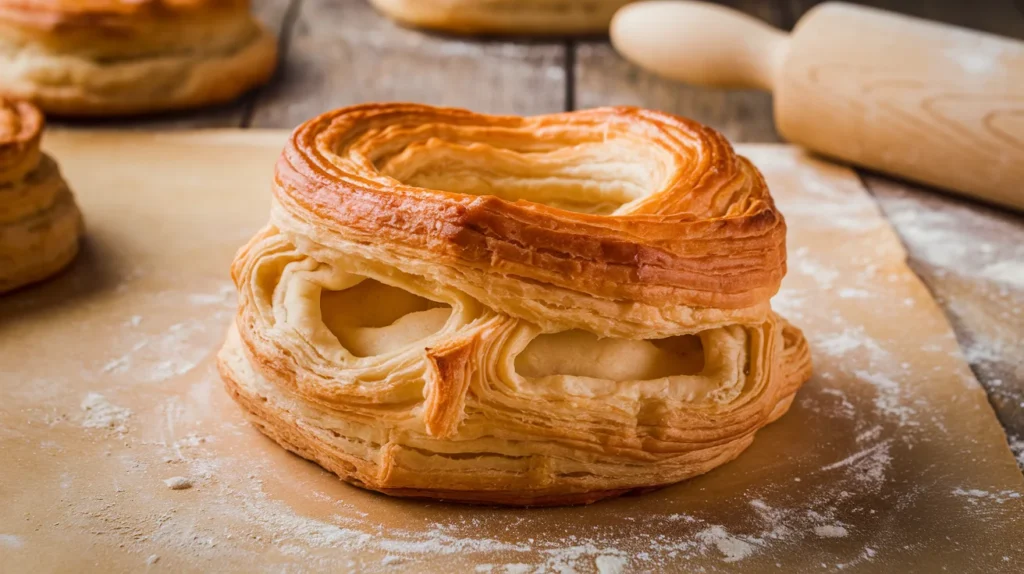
[370,0,634,35]
[0,0,277,116]
[221,104,813,505]
[0,98,81,293]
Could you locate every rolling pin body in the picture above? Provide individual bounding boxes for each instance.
[611,2,1024,211]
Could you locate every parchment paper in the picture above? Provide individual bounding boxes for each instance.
[1,131,1021,573]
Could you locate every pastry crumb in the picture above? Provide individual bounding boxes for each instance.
[163,476,192,490]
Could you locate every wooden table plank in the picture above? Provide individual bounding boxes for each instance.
[248,0,567,128]
[573,0,787,141]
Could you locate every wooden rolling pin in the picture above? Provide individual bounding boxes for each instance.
[610,1,1024,211]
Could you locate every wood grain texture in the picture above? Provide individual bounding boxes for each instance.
[248,0,566,128]
[574,0,785,142]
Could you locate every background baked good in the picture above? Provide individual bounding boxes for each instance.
[0,98,81,293]
[0,0,277,116]
[370,0,634,35]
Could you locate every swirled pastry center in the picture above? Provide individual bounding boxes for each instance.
[373,133,673,215]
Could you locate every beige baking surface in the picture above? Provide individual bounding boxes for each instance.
[1,131,1021,574]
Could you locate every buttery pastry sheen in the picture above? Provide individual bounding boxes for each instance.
[0,98,81,293]
[370,0,634,35]
[0,0,277,116]
[219,103,813,505]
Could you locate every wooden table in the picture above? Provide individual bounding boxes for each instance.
[56,0,1024,467]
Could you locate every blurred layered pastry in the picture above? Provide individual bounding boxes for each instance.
[219,103,813,506]
[370,0,634,35]
[0,0,277,116]
[0,99,81,293]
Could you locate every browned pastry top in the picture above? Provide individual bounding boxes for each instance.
[275,104,788,335]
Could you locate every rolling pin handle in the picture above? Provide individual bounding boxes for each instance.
[611,1,789,92]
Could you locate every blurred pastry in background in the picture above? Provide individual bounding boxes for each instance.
[0,0,278,117]
[0,99,82,293]
[370,0,633,35]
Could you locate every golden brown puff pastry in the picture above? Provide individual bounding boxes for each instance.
[0,0,277,116]
[370,0,634,35]
[0,98,82,293]
[218,103,813,506]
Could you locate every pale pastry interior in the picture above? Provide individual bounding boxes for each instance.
[220,103,813,506]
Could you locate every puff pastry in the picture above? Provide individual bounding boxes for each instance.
[219,103,813,506]
[0,98,81,293]
[0,0,277,116]
[370,0,634,35]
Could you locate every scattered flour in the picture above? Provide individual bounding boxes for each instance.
[695,526,756,563]
[128,436,904,574]
[774,167,882,233]
[821,442,893,486]
[1009,435,1024,470]
[813,328,888,362]
[102,285,235,384]
[594,554,628,574]
[793,249,840,289]
[80,393,131,433]
[146,554,160,565]
[163,477,193,491]
[838,288,871,299]
[0,534,24,549]
[105,321,211,382]
[980,261,1024,290]
[854,370,918,426]
[951,488,1022,505]
[187,284,235,307]
[813,525,849,538]
[884,209,968,270]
